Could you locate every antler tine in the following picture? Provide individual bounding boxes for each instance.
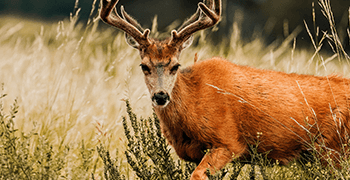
[169,0,221,48]
[177,7,201,33]
[203,0,214,12]
[120,5,145,33]
[100,0,151,47]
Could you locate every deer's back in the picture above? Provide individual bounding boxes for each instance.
[180,57,350,164]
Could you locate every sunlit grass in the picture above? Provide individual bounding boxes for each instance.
[0,0,349,179]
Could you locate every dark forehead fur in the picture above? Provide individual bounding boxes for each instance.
[139,37,181,63]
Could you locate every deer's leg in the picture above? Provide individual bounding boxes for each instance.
[190,147,232,180]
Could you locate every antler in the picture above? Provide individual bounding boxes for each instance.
[169,0,221,48]
[100,0,151,47]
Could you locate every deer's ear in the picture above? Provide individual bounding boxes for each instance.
[125,33,139,49]
[181,35,194,50]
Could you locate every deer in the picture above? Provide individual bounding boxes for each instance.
[100,0,350,179]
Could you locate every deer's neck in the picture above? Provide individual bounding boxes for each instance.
[154,70,197,136]
[156,72,190,121]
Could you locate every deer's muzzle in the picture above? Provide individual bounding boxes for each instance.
[152,91,170,107]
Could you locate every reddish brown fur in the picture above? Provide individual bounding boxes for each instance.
[154,57,350,178]
[139,38,179,60]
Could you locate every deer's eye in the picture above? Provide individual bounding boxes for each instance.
[170,64,181,74]
[140,64,151,75]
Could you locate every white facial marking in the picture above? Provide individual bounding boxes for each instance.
[142,59,179,108]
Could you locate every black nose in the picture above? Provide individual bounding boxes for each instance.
[152,91,169,106]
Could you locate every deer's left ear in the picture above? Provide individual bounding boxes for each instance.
[181,35,194,50]
[125,33,140,49]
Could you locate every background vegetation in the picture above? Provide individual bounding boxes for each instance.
[1,0,349,49]
[0,0,349,179]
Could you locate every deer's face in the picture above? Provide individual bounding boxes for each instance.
[139,41,182,108]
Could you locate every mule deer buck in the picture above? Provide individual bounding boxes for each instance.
[100,0,350,179]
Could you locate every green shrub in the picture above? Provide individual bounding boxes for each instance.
[0,88,98,180]
[97,100,252,180]
[96,144,126,180]
[97,100,196,180]
[0,88,68,180]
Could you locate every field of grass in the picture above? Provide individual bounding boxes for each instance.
[0,0,349,179]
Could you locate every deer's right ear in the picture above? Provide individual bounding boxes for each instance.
[125,33,140,49]
[181,35,194,50]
